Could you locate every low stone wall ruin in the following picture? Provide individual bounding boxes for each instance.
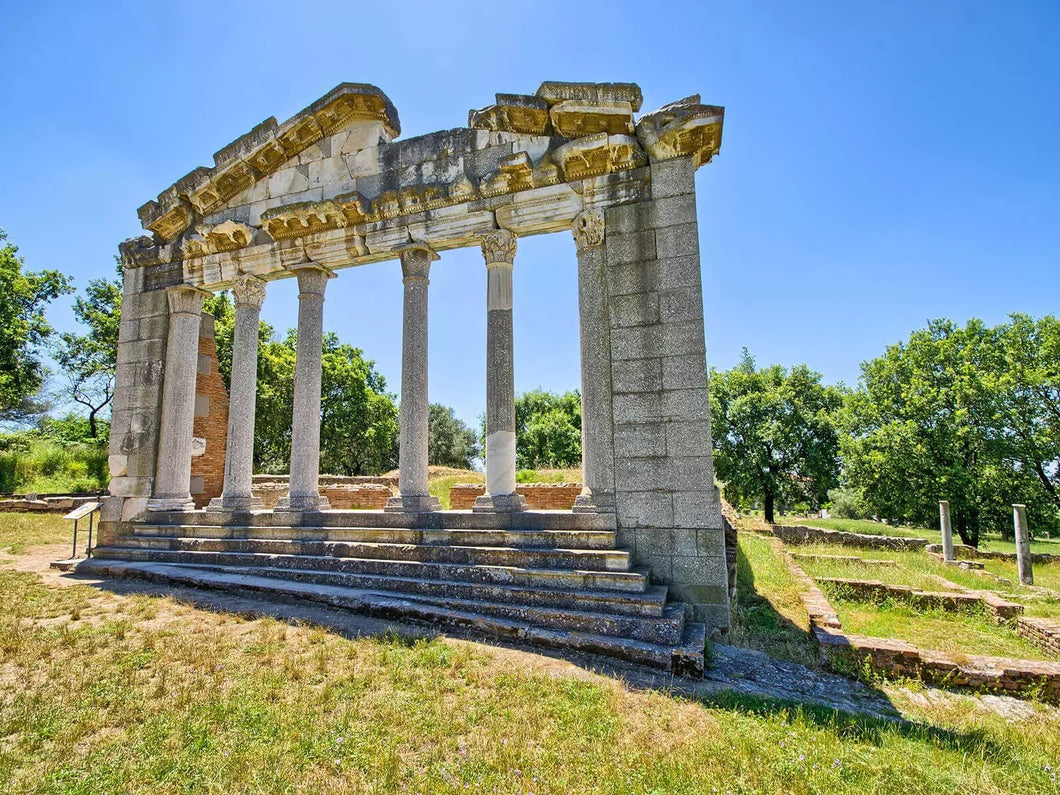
[925,542,1060,565]
[817,577,1025,619]
[772,524,930,550]
[1016,617,1060,657]
[448,483,584,511]
[0,496,100,513]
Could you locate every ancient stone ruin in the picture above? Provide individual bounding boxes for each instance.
[95,81,727,675]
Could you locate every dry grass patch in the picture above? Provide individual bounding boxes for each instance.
[0,513,70,555]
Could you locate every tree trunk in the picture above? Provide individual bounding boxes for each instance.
[955,509,980,548]
[764,489,775,524]
[88,408,99,439]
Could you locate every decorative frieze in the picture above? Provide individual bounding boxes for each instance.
[549,100,635,138]
[261,201,348,241]
[553,133,647,181]
[636,95,725,167]
[468,94,551,136]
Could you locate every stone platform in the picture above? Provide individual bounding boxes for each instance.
[80,510,707,675]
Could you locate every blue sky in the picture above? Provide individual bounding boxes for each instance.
[1,1,1057,429]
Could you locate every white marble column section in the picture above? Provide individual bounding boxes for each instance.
[148,285,209,511]
[385,243,441,513]
[474,229,527,513]
[571,209,616,513]
[939,500,955,562]
[1013,504,1034,585]
[209,275,267,512]
[276,264,334,512]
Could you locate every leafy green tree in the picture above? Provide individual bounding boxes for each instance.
[0,229,72,422]
[428,403,479,469]
[710,350,843,523]
[54,263,122,438]
[513,389,582,469]
[205,296,397,475]
[838,317,1060,545]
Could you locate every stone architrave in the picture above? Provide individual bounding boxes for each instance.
[939,500,955,562]
[571,209,616,514]
[148,285,209,511]
[275,264,334,512]
[1013,504,1033,585]
[385,244,441,513]
[474,229,527,513]
[209,275,267,512]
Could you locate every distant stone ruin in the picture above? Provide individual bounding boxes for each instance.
[94,81,729,673]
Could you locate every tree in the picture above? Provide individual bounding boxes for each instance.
[0,228,72,423]
[514,389,582,469]
[205,296,398,475]
[710,349,843,523]
[54,262,122,438]
[837,318,1058,547]
[428,403,479,469]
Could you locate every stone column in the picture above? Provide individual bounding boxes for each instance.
[276,264,334,512]
[385,244,441,513]
[209,275,267,512]
[939,500,955,562]
[571,209,616,513]
[474,229,527,513]
[1013,504,1034,585]
[148,285,209,511]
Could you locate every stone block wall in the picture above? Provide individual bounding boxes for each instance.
[190,315,229,508]
[599,156,729,630]
[448,483,584,511]
[774,524,930,550]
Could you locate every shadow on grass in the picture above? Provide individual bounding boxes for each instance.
[53,558,1030,766]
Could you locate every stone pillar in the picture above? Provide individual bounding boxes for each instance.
[148,285,209,511]
[276,264,334,512]
[1013,504,1034,585]
[209,275,266,512]
[939,500,955,562]
[386,244,441,513]
[474,230,526,513]
[571,209,616,513]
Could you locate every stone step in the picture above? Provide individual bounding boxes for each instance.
[185,562,668,617]
[61,558,706,675]
[167,563,682,643]
[91,546,651,593]
[129,524,617,550]
[113,535,631,572]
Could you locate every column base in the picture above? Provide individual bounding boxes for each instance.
[572,492,616,514]
[274,494,331,512]
[146,496,196,512]
[472,493,528,513]
[207,495,266,512]
[384,494,440,513]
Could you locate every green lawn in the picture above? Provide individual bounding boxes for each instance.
[0,511,71,554]
[2,564,1060,793]
[826,591,1055,662]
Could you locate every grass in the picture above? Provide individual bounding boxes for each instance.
[730,533,818,667]
[826,590,1055,662]
[0,512,71,554]
[0,439,109,495]
[774,516,938,540]
[2,563,1060,793]
[424,467,583,509]
[515,468,582,484]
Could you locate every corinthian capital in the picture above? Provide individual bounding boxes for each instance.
[232,274,267,309]
[480,229,517,265]
[571,209,605,251]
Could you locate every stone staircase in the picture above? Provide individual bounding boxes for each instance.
[71,513,707,675]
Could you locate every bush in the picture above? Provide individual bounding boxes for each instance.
[827,486,871,519]
[0,435,108,494]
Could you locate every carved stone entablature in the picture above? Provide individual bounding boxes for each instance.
[549,100,635,138]
[183,220,256,258]
[120,236,169,269]
[636,95,725,167]
[188,161,256,216]
[536,81,643,112]
[333,191,371,224]
[553,133,648,181]
[278,116,323,159]
[139,199,194,241]
[481,152,534,197]
[371,186,448,219]
[261,201,348,241]
[468,94,551,136]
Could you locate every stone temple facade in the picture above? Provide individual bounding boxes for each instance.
[94,81,728,675]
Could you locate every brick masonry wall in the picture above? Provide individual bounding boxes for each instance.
[1015,617,1060,656]
[190,315,229,508]
[252,481,391,509]
[773,524,929,551]
[449,484,584,511]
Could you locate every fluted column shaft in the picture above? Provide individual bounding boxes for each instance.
[572,210,616,513]
[276,264,333,512]
[386,244,440,513]
[474,229,526,513]
[210,275,266,511]
[149,285,208,511]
